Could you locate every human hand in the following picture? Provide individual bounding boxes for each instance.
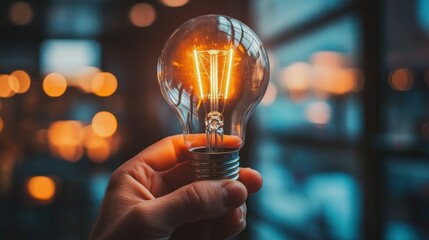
[90,135,263,240]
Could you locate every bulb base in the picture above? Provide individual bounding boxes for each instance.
[190,147,240,181]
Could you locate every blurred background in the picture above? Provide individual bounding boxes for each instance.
[0,0,428,239]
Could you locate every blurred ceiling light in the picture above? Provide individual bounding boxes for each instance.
[11,70,31,93]
[90,72,118,97]
[43,73,67,97]
[305,101,331,126]
[129,3,156,27]
[0,117,3,134]
[0,75,15,98]
[9,2,33,26]
[260,82,277,106]
[91,111,118,138]
[160,0,189,7]
[389,68,413,91]
[27,176,56,202]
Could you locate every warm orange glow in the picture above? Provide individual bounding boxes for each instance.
[389,68,413,91]
[57,144,83,162]
[305,101,331,126]
[48,121,84,146]
[193,49,234,101]
[281,62,311,92]
[27,176,55,201]
[84,125,111,162]
[160,0,189,7]
[48,121,84,162]
[0,117,3,134]
[312,51,346,68]
[90,72,118,97]
[260,82,277,106]
[129,3,156,27]
[0,75,15,98]
[11,70,31,93]
[91,111,118,138]
[8,75,20,93]
[9,2,33,26]
[43,73,67,97]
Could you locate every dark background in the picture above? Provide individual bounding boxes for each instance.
[1,0,429,239]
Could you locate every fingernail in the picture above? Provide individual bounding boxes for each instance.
[239,204,246,223]
[222,181,246,207]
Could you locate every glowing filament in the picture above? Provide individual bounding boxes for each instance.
[193,48,234,106]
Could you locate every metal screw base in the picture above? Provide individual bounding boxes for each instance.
[190,147,240,181]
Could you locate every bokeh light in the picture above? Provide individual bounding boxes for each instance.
[27,176,56,202]
[389,68,413,91]
[91,111,118,138]
[43,73,67,97]
[281,62,311,100]
[305,101,332,126]
[48,121,84,162]
[0,117,3,134]
[129,3,156,27]
[0,75,15,98]
[160,0,190,7]
[11,70,31,93]
[84,126,111,163]
[9,2,33,26]
[8,75,20,93]
[260,82,277,106]
[90,72,118,97]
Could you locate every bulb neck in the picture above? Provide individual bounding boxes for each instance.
[190,147,240,181]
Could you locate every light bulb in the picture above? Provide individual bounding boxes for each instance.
[158,14,269,181]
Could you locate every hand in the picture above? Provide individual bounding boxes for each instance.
[90,135,263,240]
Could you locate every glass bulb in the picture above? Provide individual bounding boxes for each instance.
[157,14,269,180]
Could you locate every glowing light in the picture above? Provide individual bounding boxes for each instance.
[260,82,277,106]
[160,0,189,7]
[11,70,31,93]
[281,62,311,92]
[9,2,33,26]
[312,51,345,68]
[129,3,156,27]
[83,125,111,162]
[91,111,118,138]
[27,176,55,201]
[0,75,15,98]
[43,73,67,97]
[389,68,413,91]
[48,121,84,162]
[90,72,118,97]
[305,101,331,126]
[8,75,20,93]
[193,49,234,102]
[0,117,3,134]
[57,144,83,162]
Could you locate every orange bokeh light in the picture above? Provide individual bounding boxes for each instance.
[11,70,31,93]
[0,117,3,134]
[43,73,67,97]
[305,101,331,126]
[84,125,111,163]
[90,72,118,97]
[160,0,189,7]
[91,111,118,138]
[389,68,413,91]
[27,176,56,201]
[0,75,15,98]
[48,121,84,162]
[9,2,33,26]
[129,3,156,27]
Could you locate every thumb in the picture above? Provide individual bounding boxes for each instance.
[149,180,247,230]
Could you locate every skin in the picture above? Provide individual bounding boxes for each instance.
[90,135,263,240]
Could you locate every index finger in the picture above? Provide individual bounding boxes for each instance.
[134,134,242,171]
